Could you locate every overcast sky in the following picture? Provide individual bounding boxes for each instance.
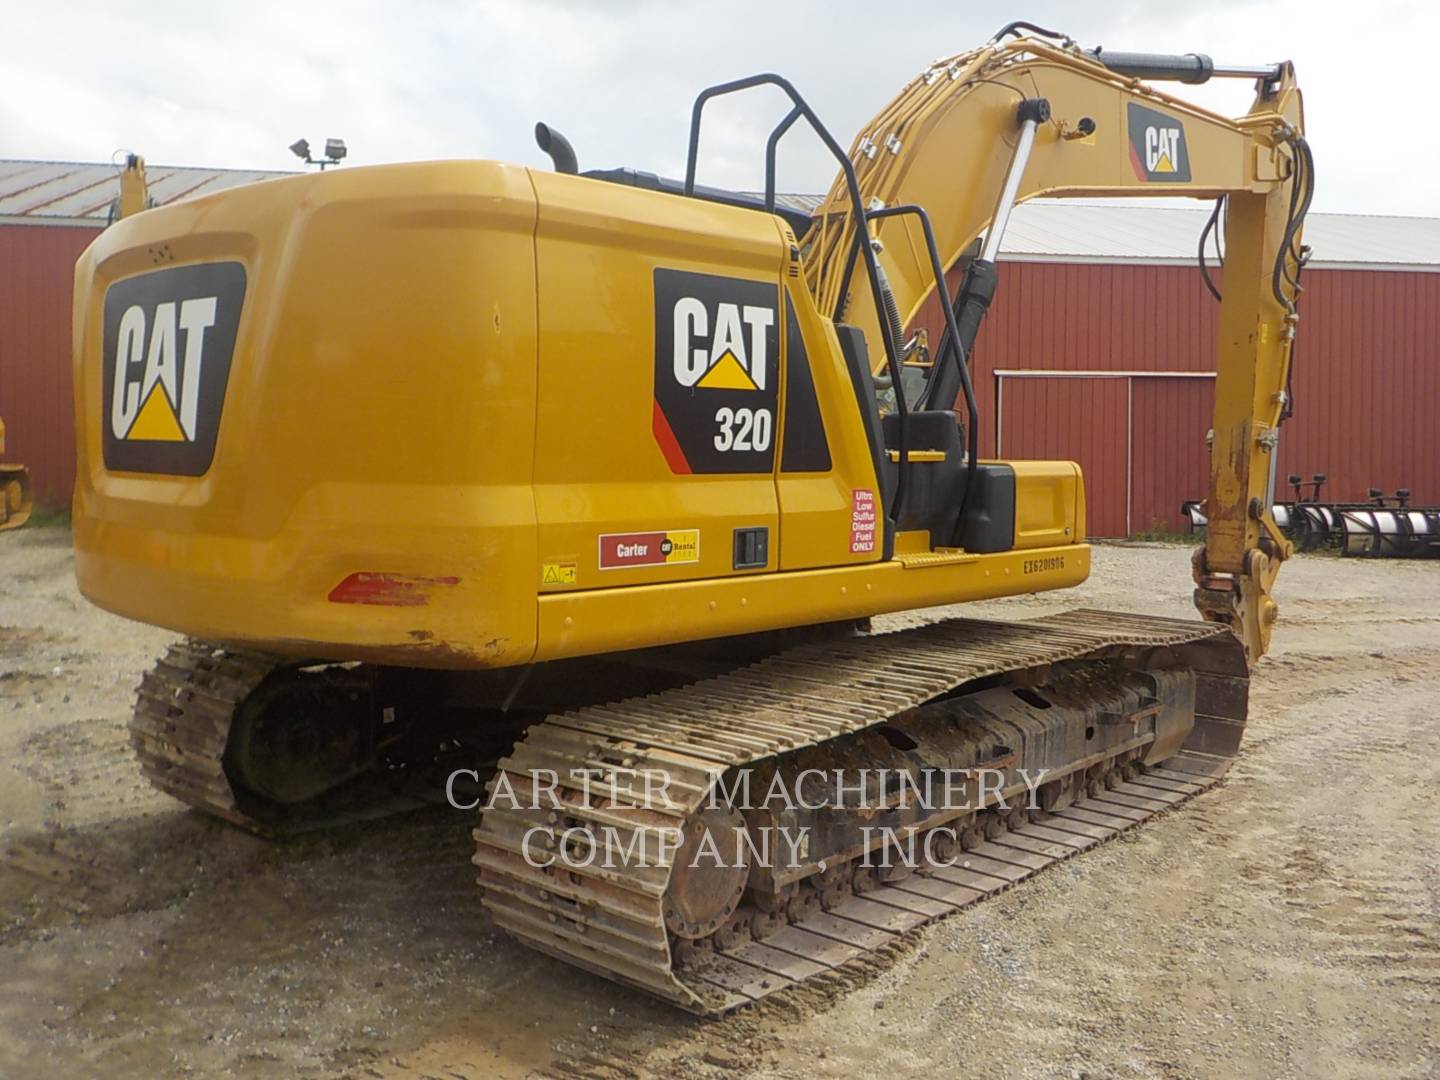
[1,0,1431,215]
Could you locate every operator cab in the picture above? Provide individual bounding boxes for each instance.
[537,117,1016,559]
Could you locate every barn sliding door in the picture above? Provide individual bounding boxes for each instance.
[1130,376,1214,534]
[997,375,1129,538]
[996,371,1216,539]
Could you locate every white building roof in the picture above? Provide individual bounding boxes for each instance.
[773,193,1440,272]
[998,202,1440,272]
[4,160,1435,272]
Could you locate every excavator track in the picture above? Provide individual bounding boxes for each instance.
[129,640,280,831]
[127,626,859,836]
[473,609,1249,1013]
[129,641,441,835]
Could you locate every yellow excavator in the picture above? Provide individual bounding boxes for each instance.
[71,23,1308,1011]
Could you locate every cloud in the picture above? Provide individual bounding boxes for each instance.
[0,0,1431,213]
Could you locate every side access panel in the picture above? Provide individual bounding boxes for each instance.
[529,172,784,605]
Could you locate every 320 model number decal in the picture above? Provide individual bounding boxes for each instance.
[713,406,773,453]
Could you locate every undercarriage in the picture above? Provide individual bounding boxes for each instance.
[129,609,1245,1012]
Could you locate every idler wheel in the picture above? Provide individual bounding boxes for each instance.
[661,802,748,940]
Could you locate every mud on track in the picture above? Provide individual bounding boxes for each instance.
[1,528,1436,1078]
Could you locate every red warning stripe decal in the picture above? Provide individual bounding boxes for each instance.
[651,400,691,475]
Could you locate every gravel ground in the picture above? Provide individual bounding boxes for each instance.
[0,527,1436,1078]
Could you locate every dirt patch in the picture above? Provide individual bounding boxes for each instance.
[0,529,1435,1077]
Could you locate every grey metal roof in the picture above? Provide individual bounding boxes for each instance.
[6,160,1435,271]
[0,159,291,225]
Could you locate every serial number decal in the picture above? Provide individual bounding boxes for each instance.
[1023,556,1066,574]
[598,529,700,570]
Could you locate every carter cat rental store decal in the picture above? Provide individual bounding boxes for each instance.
[652,268,779,475]
[599,529,700,570]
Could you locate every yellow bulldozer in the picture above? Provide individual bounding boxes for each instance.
[0,417,32,530]
[70,23,1309,1011]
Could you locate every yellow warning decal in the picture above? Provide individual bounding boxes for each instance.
[541,562,578,586]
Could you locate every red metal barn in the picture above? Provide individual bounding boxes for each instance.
[0,221,98,504]
[0,161,286,508]
[905,202,1440,536]
[3,164,1439,537]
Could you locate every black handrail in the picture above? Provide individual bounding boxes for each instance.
[852,205,982,530]
[764,106,803,214]
[684,73,910,520]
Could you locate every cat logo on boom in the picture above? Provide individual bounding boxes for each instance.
[1126,102,1191,183]
[652,268,779,475]
[101,262,246,476]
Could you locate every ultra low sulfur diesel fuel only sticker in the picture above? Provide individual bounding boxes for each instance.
[850,490,876,554]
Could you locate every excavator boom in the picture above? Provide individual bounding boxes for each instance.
[802,31,1307,662]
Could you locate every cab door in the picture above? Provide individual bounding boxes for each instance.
[775,276,887,570]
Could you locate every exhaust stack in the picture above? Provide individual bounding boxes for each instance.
[534,123,578,174]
